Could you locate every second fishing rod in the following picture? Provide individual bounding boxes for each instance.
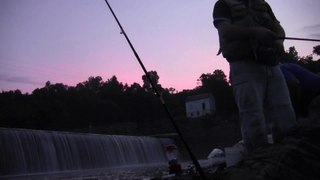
[103,0,207,179]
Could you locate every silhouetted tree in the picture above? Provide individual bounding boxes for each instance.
[313,45,320,56]
[125,83,143,94]
[281,46,299,63]
[83,76,103,93]
[197,70,236,115]
[100,76,124,98]
[166,87,176,94]
[298,55,313,65]
[142,71,164,93]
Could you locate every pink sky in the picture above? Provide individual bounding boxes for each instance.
[1,0,319,93]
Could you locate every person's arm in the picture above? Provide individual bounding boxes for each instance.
[265,3,286,39]
[216,21,277,42]
[213,1,281,43]
[273,23,286,54]
[265,3,286,54]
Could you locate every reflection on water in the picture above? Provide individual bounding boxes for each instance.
[1,164,169,180]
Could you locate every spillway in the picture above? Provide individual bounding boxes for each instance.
[0,128,173,176]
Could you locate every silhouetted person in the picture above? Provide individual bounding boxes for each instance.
[213,0,297,153]
[280,63,320,118]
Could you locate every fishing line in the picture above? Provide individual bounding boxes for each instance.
[282,37,320,42]
[103,0,206,179]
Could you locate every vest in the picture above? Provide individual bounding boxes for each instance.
[218,0,284,62]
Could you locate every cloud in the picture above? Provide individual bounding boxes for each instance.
[302,24,320,31]
[298,24,320,40]
[0,76,43,85]
[309,33,320,39]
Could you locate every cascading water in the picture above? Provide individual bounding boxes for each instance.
[0,128,173,176]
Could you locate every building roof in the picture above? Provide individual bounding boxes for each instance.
[185,93,213,102]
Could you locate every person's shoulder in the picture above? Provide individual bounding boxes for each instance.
[281,63,300,70]
[213,0,231,27]
[213,0,229,16]
[262,1,279,21]
[280,64,296,80]
[284,63,305,70]
[214,0,227,7]
[281,63,312,76]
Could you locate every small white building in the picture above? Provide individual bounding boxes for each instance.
[185,93,216,118]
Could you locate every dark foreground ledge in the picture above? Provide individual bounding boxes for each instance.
[159,125,320,180]
[210,126,320,180]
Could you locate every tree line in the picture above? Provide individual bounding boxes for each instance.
[0,45,319,134]
[0,71,235,133]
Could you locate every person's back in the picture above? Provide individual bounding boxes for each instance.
[280,63,320,95]
[280,63,320,116]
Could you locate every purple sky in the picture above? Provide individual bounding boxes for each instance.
[1,0,319,93]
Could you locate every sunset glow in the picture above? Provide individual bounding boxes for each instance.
[1,0,319,93]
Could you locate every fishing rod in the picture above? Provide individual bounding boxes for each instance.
[282,36,320,42]
[103,0,206,179]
